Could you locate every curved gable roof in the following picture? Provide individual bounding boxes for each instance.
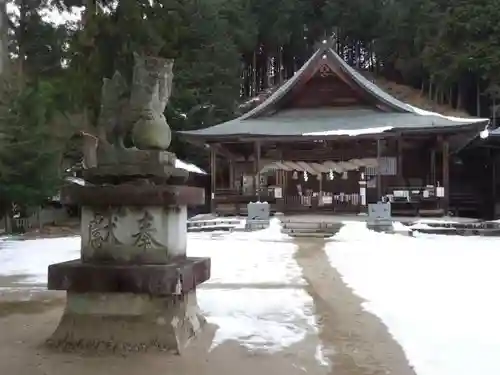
[179,41,489,140]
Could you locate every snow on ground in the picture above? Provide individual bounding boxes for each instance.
[189,219,303,287]
[0,222,321,357]
[189,219,318,352]
[327,222,500,375]
[198,288,316,352]
[0,236,80,284]
[4,218,499,374]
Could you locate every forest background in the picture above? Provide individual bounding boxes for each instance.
[1,0,499,210]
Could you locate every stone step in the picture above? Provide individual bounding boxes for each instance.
[412,221,497,229]
[281,222,344,230]
[245,221,269,230]
[285,232,334,238]
[187,225,236,232]
[187,219,241,228]
[282,227,338,234]
[412,227,500,236]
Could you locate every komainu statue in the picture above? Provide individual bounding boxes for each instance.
[97,52,174,151]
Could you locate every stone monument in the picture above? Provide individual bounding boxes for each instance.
[367,201,393,232]
[46,53,210,353]
[246,201,270,230]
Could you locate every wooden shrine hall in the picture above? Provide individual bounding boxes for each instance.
[179,40,490,217]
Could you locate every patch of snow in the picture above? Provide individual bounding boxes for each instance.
[407,104,489,123]
[333,221,391,242]
[175,158,206,174]
[303,126,393,137]
[65,176,85,186]
[326,222,500,375]
[413,218,460,225]
[392,221,411,233]
[0,237,80,284]
[199,288,317,352]
[237,217,290,241]
[188,223,302,286]
[409,223,433,230]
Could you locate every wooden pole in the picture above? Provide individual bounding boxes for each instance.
[491,148,497,219]
[254,141,261,200]
[442,137,450,214]
[397,136,403,184]
[430,149,436,185]
[210,146,216,213]
[376,138,382,201]
[229,159,235,190]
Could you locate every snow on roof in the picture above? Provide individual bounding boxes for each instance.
[175,158,206,175]
[407,105,489,123]
[303,126,394,137]
[65,176,85,186]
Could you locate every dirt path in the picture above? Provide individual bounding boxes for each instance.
[0,306,327,375]
[294,238,416,375]
[0,289,327,375]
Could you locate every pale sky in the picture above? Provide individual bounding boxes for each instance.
[6,3,83,26]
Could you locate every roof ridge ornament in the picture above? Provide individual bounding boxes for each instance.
[314,36,335,52]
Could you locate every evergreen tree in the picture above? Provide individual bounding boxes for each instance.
[0,75,70,218]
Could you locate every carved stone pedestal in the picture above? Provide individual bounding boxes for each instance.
[47,257,209,352]
[48,53,210,353]
[47,291,205,352]
[47,178,209,353]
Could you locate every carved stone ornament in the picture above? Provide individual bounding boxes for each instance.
[81,206,188,263]
[88,212,117,249]
[132,211,162,249]
[96,52,174,151]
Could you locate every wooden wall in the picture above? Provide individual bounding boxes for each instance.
[283,66,368,109]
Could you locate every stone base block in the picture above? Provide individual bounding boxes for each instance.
[47,290,205,353]
[367,220,394,233]
[47,258,210,295]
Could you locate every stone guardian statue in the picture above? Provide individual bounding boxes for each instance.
[129,53,174,150]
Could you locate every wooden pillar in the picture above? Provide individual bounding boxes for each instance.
[397,136,403,184]
[430,149,436,186]
[442,137,450,214]
[491,148,497,219]
[210,146,217,213]
[229,159,235,190]
[376,138,382,200]
[254,141,261,199]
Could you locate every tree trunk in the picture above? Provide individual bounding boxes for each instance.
[429,77,434,100]
[476,80,481,116]
[457,83,463,109]
[278,46,283,84]
[493,97,496,127]
[17,0,29,76]
[252,50,257,96]
[355,41,361,68]
[367,41,373,72]
[433,85,439,103]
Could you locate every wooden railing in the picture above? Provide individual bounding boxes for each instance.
[281,194,362,213]
[3,208,69,233]
[213,190,365,215]
[213,189,276,216]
